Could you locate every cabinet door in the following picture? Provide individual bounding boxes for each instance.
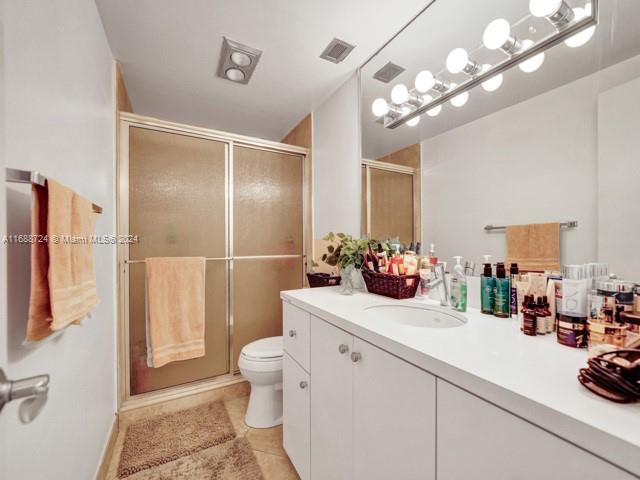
[437,380,635,480]
[353,338,436,480]
[310,318,354,480]
[283,353,310,480]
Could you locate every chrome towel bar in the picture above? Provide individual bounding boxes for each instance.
[484,221,578,232]
[5,167,103,214]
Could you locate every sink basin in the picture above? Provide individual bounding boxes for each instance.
[362,304,467,329]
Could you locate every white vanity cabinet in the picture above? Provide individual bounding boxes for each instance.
[436,381,636,480]
[282,302,311,480]
[310,316,437,480]
[282,291,640,480]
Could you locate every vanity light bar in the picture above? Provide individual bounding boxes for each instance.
[384,0,598,129]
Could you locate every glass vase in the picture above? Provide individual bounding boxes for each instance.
[340,265,355,295]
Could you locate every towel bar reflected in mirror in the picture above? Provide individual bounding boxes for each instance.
[484,221,578,232]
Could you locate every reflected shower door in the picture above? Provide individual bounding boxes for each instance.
[128,127,228,395]
[369,168,414,245]
[232,146,304,368]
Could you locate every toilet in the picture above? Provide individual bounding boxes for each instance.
[238,336,284,428]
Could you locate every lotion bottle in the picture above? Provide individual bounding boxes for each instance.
[450,256,467,312]
[481,255,495,314]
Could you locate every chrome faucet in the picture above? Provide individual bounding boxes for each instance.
[426,262,450,306]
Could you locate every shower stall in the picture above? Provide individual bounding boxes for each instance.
[117,113,310,406]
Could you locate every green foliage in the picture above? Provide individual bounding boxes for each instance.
[320,232,392,270]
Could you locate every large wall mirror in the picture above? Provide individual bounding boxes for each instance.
[360,0,639,281]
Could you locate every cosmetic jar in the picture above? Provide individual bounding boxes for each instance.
[587,319,627,355]
[614,281,635,312]
[621,311,640,335]
[597,281,618,309]
[556,314,587,348]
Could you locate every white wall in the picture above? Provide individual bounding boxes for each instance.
[0,0,8,469]
[3,1,116,479]
[422,57,640,271]
[598,77,640,282]
[312,73,361,237]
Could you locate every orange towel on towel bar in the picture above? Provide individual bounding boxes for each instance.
[26,180,100,341]
[505,222,561,273]
[145,257,206,368]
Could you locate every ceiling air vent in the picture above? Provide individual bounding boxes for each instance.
[373,62,406,84]
[320,38,355,64]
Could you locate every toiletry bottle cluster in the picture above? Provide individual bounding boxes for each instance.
[480,260,640,351]
[365,242,420,277]
[416,244,470,312]
[480,256,513,318]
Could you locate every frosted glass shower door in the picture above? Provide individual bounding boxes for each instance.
[232,146,305,368]
[369,168,414,245]
[127,127,229,395]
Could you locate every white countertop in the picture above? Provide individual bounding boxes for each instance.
[281,287,640,477]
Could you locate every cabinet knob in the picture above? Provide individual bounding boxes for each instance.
[350,352,362,363]
[299,381,308,389]
[289,329,296,338]
[338,344,349,354]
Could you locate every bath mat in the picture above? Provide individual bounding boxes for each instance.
[125,438,264,480]
[118,401,237,478]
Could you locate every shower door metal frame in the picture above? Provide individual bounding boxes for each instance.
[117,112,311,409]
[361,158,421,244]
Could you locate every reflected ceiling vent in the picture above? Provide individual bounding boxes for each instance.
[373,62,405,83]
[319,38,355,64]
[217,37,262,85]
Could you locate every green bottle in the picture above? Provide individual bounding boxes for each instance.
[494,262,510,318]
[481,255,494,314]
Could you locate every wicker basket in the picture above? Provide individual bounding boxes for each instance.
[361,267,420,299]
[307,272,341,288]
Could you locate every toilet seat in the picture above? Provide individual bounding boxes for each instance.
[240,336,283,362]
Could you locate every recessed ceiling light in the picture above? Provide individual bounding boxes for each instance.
[217,37,262,85]
[226,68,245,82]
[231,51,251,67]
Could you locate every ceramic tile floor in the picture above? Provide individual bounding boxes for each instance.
[104,383,299,480]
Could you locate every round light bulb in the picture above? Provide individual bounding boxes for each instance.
[401,106,420,127]
[481,64,503,92]
[427,105,442,117]
[564,7,595,48]
[446,48,469,74]
[415,70,436,93]
[391,84,410,105]
[422,94,442,117]
[518,40,545,73]
[483,19,511,50]
[230,51,252,67]
[529,0,562,17]
[225,68,245,82]
[449,84,469,107]
[406,116,420,127]
[371,98,389,117]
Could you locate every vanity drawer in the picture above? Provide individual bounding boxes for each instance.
[283,301,310,371]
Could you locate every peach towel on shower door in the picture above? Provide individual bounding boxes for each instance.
[505,222,561,273]
[26,180,100,341]
[145,257,206,368]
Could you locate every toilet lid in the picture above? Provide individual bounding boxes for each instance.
[241,336,283,361]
